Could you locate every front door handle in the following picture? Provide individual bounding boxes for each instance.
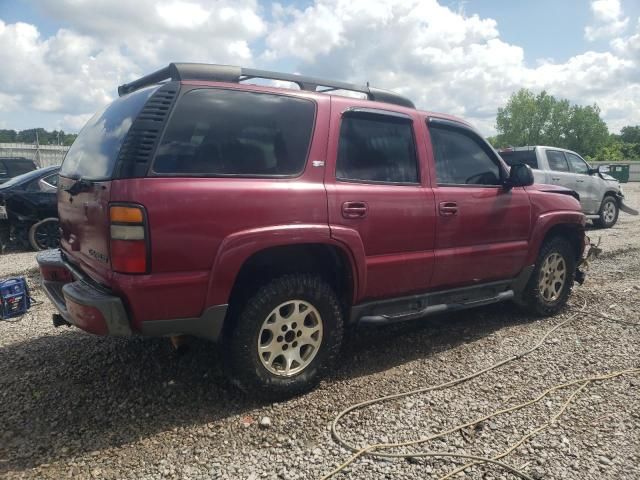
[439,201,458,216]
[551,177,561,181]
[342,201,368,219]
[576,179,584,183]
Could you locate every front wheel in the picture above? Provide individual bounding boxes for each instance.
[593,196,619,228]
[28,217,60,251]
[224,274,344,399]
[521,237,576,317]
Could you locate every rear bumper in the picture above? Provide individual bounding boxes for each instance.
[37,249,131,335]
[36,249,227,340]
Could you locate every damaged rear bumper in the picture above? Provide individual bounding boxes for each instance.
[37,249,131,335]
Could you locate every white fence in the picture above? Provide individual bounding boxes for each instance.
[0,143,69,168]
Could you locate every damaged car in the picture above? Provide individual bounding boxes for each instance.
[0,166,60,252]
[499,146,638,228]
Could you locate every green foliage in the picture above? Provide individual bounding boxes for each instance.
[0,128,77,146]
[494,89,609,157]
[620,125,640,144]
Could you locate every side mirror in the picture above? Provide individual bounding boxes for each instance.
[505,163,534,189]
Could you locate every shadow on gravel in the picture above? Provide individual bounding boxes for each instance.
[0,301,536,473]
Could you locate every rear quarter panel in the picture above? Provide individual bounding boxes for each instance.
[108,94,333,325]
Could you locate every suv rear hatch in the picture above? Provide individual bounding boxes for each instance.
[58,85,164,284]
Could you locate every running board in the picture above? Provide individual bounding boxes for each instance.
[351,279,518,327]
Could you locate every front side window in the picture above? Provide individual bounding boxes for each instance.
[547,151,569,172]
[153,89,315,176]
[565,152,589,174]
[336,113,418,183]
[429,126,502,186]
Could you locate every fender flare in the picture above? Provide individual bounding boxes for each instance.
[525,210,586,265]
[206,224,365,306]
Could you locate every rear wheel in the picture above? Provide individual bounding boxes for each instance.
[225,274,343,398]
[28,217,60,251]
[522,236,576,317]
[593,195,618,228]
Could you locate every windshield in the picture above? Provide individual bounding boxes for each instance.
[60,86,158,180]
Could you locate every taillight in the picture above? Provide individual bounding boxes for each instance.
[109,204,148,274]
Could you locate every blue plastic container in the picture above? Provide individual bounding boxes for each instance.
[0,277,31,319]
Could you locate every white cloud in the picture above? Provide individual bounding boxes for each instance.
[0,0,638,135]
[585,0,629,41]
[155,1,211,29]
[263,0,640,134]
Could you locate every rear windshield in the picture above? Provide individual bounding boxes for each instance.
[153,88,315,176]
[499,150,538,169]
[60,86,157,180]
[6,159,37,176]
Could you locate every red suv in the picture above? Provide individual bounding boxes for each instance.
[38,63,588,397]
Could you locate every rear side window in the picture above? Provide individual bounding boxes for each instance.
[61,86,158,180]
[547,151,569,172]
[430,126,502,186]
[499,150,538,169]
[336,113,418,183]
[153,89,315,176]
[565,152,589,174]
[7,160,36,176]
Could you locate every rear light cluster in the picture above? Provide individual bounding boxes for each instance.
[109,205,149,274]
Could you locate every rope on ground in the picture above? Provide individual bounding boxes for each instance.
[320,302,640,479]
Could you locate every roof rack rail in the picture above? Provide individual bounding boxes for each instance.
[117,63,415,109]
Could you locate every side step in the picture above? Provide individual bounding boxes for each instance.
[353,280,516,327]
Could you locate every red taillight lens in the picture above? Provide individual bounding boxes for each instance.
[109,204,148,274]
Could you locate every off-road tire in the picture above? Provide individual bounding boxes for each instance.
[522,236,576,317]
[224,274,343,399]
[28,217,60,251]
[593,195,619,229]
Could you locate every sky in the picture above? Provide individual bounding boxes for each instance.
[0,0,639,136]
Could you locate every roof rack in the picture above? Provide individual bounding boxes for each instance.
[117,63,415,109]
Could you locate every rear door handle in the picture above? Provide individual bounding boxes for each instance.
[576,179,584,183]
[342,201,368,219]
[551,177,561,181]
[439,201,458,216]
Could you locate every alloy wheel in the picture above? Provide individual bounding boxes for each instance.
[538,252,566,302]
[603,200,616,224]
[258,300,323,377]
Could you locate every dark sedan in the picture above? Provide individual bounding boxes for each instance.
[0,166,60,251]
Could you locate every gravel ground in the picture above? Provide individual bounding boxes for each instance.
[1,186,639,480]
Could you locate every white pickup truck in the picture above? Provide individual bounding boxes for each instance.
[499,146,638,228]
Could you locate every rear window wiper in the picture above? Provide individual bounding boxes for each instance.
[65,177,94,196]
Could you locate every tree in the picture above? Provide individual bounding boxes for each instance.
[494,89,609,157]
[0,128,77,146]
[620,125,640,144]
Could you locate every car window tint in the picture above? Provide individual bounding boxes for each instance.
[547,151,569,172]
[61,85,158,180]
[9,161,36,176]
[565,152,589,174]
[499,150,538,169]
[336,114,418,183]
[429,126,501,185]
[154,89,315,176]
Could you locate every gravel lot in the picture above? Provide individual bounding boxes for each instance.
[1,185,639,480]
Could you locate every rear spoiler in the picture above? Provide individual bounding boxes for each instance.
[117,63,415,109]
